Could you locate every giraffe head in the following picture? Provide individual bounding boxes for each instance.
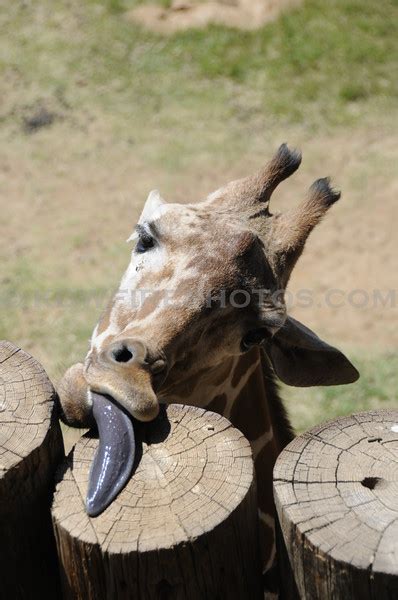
[83,145,358,421]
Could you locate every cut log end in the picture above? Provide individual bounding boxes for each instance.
[0,340,64,597]
[274,409,398,600]
[0,341,59,469]
[52,403,262,599]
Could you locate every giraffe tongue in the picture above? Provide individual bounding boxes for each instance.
[86,392,135,517]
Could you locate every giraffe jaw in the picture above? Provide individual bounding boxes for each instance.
[85,361,160,423]
[89,382,159,422]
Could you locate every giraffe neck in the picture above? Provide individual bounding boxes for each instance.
[159,347,293,581]
[160,346,288,456]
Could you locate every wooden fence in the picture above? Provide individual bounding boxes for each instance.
[1,340,397,599]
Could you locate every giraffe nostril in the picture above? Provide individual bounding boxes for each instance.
[111,345,134,363]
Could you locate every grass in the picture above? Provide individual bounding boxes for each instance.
[283,353,397,433]
[1,0,397,433]
[2,0,397,156]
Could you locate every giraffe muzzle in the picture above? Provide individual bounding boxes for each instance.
[85,338,167,423]
[106,338,147,366]
[84,354,169,516]
[108,340,168,380]
[84,338,168,516]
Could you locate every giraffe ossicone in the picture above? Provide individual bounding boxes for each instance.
[58,144,359,585]
[126,189,167,242]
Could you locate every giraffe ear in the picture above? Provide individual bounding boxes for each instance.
[127,190,166,242]
[264,316,359,386]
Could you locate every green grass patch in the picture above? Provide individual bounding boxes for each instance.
[283,352,398,433]
[2,0,397,158]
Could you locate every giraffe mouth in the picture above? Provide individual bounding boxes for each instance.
[86,392,136,517]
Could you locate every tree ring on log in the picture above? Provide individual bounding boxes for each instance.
[274,409,398,600]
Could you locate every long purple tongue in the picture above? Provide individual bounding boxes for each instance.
[86,392,135,517]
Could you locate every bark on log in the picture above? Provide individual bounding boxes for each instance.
[52,404,262,599]
[0,340,64,598]
[274,409,398,600]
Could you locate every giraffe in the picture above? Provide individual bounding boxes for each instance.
[58,144,359,593]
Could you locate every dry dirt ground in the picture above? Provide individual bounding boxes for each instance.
[128,0,302,33]
[2,118,397,353]
[1,0,397,436]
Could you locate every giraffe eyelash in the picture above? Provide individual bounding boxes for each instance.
[126,224,154,246]
[135,226,156,254]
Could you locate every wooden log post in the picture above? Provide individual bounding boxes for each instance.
[52,404,262,599]
[0,341,64,598]
[274,409,398,600]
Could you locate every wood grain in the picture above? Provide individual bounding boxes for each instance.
[274,409,398,599]
[52,403,262,599]
[0,340,64,598]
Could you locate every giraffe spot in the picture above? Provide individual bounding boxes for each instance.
[139,264,175,287]
[173,277,202,302]
[137,290,163,319]
[230,369,265,441]
[205,310,236,337]
[206,394,227,415]
[209,356,235,387]
[115,303,135,331]
[166,366,209,398]
[96,301,113,335]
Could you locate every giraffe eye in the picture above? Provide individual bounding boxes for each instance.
[135,232,155,253]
